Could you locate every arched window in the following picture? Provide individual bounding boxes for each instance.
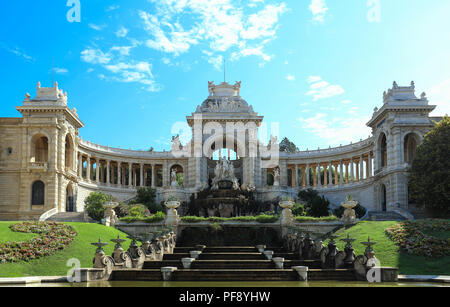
[65,134,74,169]
[404,133,419,164]
[380,134,387,168]
[31,135,49,163]
[31,181,45,206]
[267,172,274,186]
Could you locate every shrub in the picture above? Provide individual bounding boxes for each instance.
[114,203,129,218]
[120,211,166,224]
[292,203,307,216]
[298,189,331,217]
[128,205,150,218]
[84,192,114,221]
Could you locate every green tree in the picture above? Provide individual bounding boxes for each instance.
[84,192,114,221]
[298,189,331,217]
[408,117,450,217]
[133,187,163,213]
[279,137,299,153]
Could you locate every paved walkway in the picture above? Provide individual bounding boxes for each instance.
[398,275,450,283]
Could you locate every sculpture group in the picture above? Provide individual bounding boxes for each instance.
[211,157,239,190]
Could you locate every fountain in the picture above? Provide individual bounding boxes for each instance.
[340,196,358,224]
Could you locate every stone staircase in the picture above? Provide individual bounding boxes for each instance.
[46,212,95,223]
[111,246,356,282]
[368,211,407,221]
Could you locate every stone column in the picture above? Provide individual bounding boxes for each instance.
[316,163,321,187]
[118,162,122,186]
[106,160,111,186]
[339,160,344,186]
[140,163,144,187]
[350,158,354,183]
[323,163,328,186]
[368,153,373,178]
[345,162,349,184]
[302,166,306,187]
[78,153,83,178]
[151,164,156,188]
[360,155,364,180]
[128,163,132,187]
[294,165,299,187]
[305,164,310,187]
[355,158,360,182]
[334,164,339,185]
[95,158,100,184]
[86,156,91,181]
[163,161,168,187]
[328,162,333,186]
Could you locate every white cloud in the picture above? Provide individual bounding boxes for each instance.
[115,26,129,38]
[54,67,68,74]
[106,5,120,12]
[139,0,287,66]
[305,76,344,101]
[428,79,450,116]
[298,113,371,146]
[88,23,106,31]
[81,48,112,64]
[309,0,328,22]
[286,74,295,81]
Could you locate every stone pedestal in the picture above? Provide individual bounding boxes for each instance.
[190,251,202,260]
[165,201,180,226]
[182,258,195,269]
[161,267,177,281]
[272,257,285,269]
[256,245,266,253]
[263,250,274,260]
[292,266,309,281]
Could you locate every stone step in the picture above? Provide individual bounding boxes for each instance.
[46,212,95,223]
[111,268,356,282]
[164,252,267,261]
[368,211,406,221]
[173,246,285,253]
[143,259,323,270]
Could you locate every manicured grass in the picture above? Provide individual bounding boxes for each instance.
[324,221,450,276]
[0,221,39,243]
[0,222,132,278]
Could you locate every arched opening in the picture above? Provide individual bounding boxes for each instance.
[267,171,275,186]
[381,184,387,212]
[65,134,74,169]
[31,134,49,163]
[404,133,419,164]
[31,180,45,206]
[379,133,387,168]
[66,184,75,212]
[170,164,184,187]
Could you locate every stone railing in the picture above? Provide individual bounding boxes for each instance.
[39,208,58,221]
[29,162,48,172]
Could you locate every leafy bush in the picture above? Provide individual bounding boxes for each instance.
[120,211,166,224]
[0,222,77,263]
[131,187,163,214]
[114,203,129,218]
[298,189,331,217]
[128,204,150,218]
[292,203,307,216]
[84,192,114,221]
[333,204,367,219]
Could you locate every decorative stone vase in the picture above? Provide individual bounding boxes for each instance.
[263,250,274,260]
[279,200,295,226]
[165,200,181,226]
[340,200,358,224]
[256,245,266,253]
[272,257,285,269]
[190,250,202,260]
[292,266,309,281]
[181,258,195,269]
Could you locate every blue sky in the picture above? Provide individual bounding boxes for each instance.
[1,0,449,151]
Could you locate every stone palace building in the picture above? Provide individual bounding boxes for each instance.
[0,79,441,220]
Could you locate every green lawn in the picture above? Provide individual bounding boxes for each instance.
[0,222,132,278]
[0,222,38,243]
[324,221,450,276]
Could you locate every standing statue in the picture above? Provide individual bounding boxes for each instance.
[234,81,241,96]
[208,81,216,96]
[171,168,178,187]
[273,167,280,186]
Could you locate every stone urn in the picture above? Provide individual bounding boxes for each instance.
[279,200,295,226]
[340,200,358,224]
[165,200,180,226]
[103,202,119,227]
